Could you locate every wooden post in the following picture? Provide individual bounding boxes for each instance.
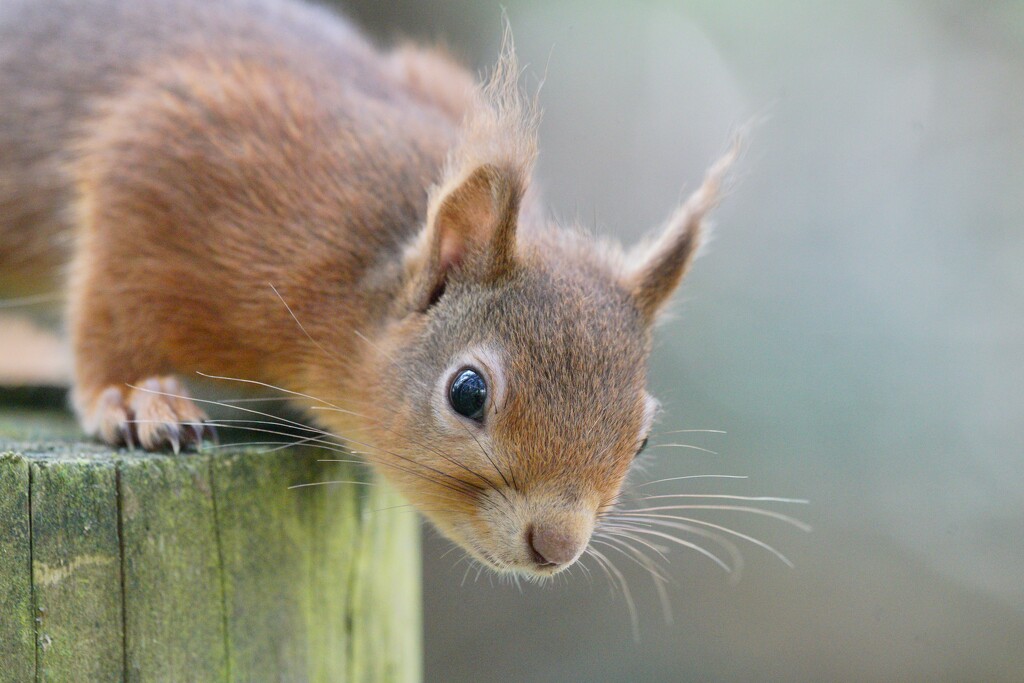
[0,404,421,683]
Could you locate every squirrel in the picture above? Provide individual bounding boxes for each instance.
[0,0,734,575]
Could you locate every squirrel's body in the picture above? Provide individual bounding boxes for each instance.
[0,0,732,575]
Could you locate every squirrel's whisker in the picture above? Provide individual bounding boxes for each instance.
[193,371,342,410]
[631,474,749,489]
[587,546,641,642]
[647,443,719,455]
[129,382,336,436]
[352,327,398,364]
[459,561,473,587]
[600,519,740,572]
[598,522,738,575]
[256,433,327,453]
[582,546,616,594]
[618,504,813,532]
[590,537,670,584]
[651,428,727,436]
[213,396,297,403]
[269,283,347,367]
[287,480,375,489]
[634,493,810,505]
[199,440,300,450]
[594,527,671,563]
[591,535,674,625]
[609,513,796,568]
[620,538,674,625]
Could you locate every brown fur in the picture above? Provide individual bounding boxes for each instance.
[0,0,732,575]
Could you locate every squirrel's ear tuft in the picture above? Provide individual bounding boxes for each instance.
[624,145,738,322]
[406,22,538,310]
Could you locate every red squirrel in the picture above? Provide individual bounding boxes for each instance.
[0,0,734,575]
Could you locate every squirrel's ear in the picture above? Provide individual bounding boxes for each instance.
[408,162,525,309]
[624,147,737,322]
[405,22,537,311]
[431,162,523,278]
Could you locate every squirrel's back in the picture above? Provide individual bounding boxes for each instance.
[0,0,471,298]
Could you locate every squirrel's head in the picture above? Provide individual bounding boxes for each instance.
[337,35,735,577]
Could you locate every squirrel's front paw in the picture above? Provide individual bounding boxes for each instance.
[80,376,214,453]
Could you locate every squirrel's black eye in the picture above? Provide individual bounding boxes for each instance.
[449,368,487,421]
[635,437,649,458]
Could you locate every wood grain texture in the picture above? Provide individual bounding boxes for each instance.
[0,453,33,683]
[119,453,228,681]
[349,481,422,683]
[0,408,421,683]
[31,457,124,681]
[212,447,351,680]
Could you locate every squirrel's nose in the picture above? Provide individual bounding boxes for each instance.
[526,523,584,568]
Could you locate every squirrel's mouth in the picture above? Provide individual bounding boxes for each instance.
[464,541,578,577]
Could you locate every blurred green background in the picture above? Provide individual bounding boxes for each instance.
[339,1,1024,681]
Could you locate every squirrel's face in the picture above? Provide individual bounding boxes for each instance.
[335,136,732,575]
[351,266,656,576]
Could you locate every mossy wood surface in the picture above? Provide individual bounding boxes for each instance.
[0,401,421,683]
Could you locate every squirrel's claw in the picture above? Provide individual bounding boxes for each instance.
[164,422,182,455]
[189,423,205,449]
[202,423,219,447]
[80,376,209,454]
[119,422,137,451]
